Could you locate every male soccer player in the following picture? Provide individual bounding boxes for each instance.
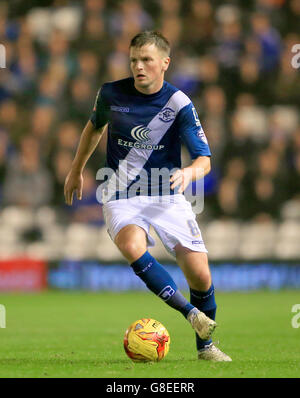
[64,31,231,361]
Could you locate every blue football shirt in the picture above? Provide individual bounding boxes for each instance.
[90,77,211,200]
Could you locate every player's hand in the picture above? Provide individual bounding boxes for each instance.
[64,169,83,206]
[170,168,192,194]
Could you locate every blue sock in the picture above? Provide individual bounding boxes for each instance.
[190,284,217,350]
[131,251,194,318]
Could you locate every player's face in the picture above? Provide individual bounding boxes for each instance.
[130,44,170,94]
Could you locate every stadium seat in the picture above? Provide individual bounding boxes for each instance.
[235,106,268,141]
[41,225,65,258]
[203,220,241,260]
[64,223,100,259]
[96,226,124,262]
[0,240,25,259]
[280,199,300,221]
[0,225,19,245]
[275,221,300,259]
[35,206,57,228]
[25,242,53,260]
[1,206,35,231]
[238,221,277,259]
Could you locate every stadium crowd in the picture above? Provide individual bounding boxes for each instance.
[0,0,300,227]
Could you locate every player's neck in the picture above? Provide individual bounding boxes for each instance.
[134,79,164,95]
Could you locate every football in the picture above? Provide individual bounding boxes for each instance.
[123,318,170,362]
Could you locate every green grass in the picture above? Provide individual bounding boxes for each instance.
[0,290,299,378]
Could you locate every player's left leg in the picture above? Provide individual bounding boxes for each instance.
[175,245,232,361]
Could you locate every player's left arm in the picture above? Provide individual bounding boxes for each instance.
[170,102,211,194]
[170,156,211,194]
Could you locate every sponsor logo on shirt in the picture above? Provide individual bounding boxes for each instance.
[116,125,165,150]
[117,139,164,151]
[159,107,176,123]
[131,125,151,142]
[110,105,130,113]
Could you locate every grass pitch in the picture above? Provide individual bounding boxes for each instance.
[0,290,299,378]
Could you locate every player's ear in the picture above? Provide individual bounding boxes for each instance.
[162,57,171,72]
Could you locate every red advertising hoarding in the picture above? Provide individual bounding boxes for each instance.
[0,258,47,291]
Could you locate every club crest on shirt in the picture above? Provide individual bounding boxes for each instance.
[159,107,176,123]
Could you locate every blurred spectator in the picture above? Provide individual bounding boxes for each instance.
[198,55,220,87]
[200,85,228,168]
[213,17,243,100]
[84,0,107,17]
[160,15,182,48]
[285,0,300,34]
[256,148,282,179]
[11,46,37,98]
[250,12,281,72]
[42,29,77,83]
[236,55,271,105]
[31,104,57,155]
[67,167,105,225]
[108,0,153,38]
[55,120,80,152]
[3,135,53,208]
[66,75,96,124]
[214,19,243,72]
[182,0,214,54]
[80,13,111,55]
[208,156,247,220]
[212,176,241,219]
[245,176,282,220]
[272,48,300,105]
[170,53,201,96]
[106,50,130,81]
[76,50,101,84]
[286,127,300,199]
[287,151,300,200]
[0,130,10,202]
[51,149,74,206]
[158,0,181,17]
[37,72,64,105]
[221,111,258,168]
[0,99,18,132]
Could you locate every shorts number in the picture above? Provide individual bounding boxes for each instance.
[187,220,200,237]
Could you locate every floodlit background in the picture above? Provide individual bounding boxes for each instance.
[0,0,300,292]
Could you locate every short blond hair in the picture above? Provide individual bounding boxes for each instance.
[130,31,171,56]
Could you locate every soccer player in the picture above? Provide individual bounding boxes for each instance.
[64,31,231,361]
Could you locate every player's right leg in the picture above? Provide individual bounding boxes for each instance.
[114,224,148,263]
[114,224,211,326]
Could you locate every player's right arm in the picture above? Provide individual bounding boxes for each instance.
[64,85,110,206]
[64,120,107,205]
